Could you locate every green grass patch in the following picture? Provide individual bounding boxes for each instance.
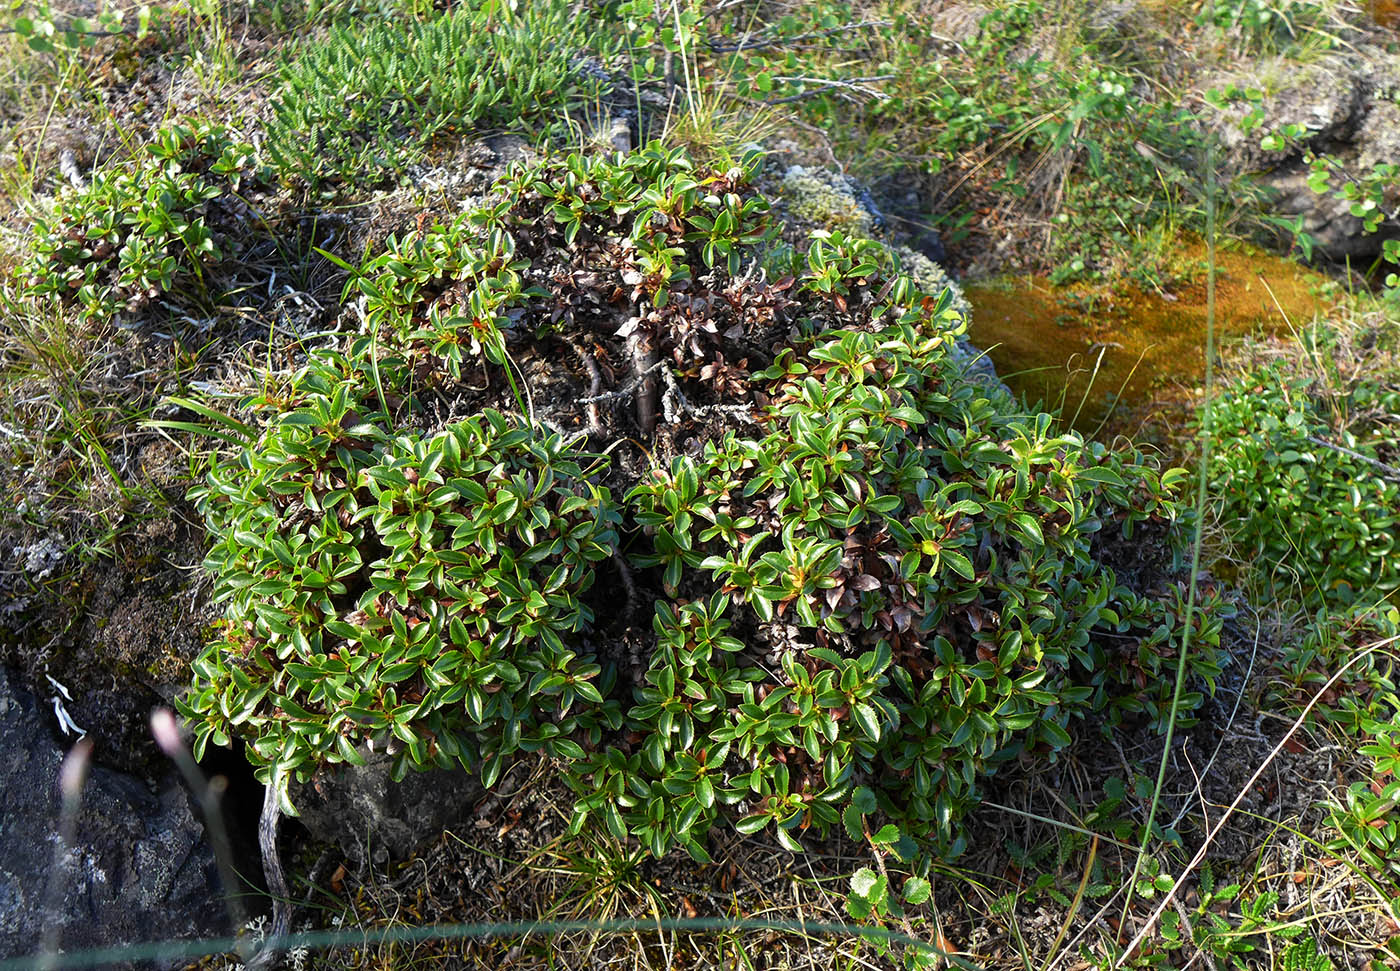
[266,0,618,190]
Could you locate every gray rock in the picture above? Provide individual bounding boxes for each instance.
[948,339,1010,397]
[778,165,878,236]
[1204,46,1400,260]
[288,753,484,866]
[0,668,228,969]
[929,3,989,49]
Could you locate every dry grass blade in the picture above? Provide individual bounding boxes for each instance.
[1114,631,1400,967]
[1037,835,1096,971]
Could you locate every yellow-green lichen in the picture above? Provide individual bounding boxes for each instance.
[779,166,874,235]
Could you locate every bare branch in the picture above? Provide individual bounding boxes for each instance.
[760,75,895,105]
[1305,433,1400,483]
[707,19,891,55]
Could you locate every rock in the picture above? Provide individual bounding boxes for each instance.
[929,3,989,49]
[892,244,971,320]
[778,163,955,270]
[0,668,229,970]
[1204,45,1400,261]
[1,505,217,776]
[288,753,484,866]
[779,165,877,236]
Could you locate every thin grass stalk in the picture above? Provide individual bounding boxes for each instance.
[1065,343,1108,430]
[1116,136,1219,947]
[150,710,256,964]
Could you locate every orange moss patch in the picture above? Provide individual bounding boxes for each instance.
[1371,0,1400,29]
[963,240,1336,434]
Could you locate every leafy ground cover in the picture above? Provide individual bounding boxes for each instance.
[0,1,1397,970]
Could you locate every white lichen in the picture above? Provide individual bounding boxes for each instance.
[17,534,66,580]
[892,244,971,323]
[779,166,875,235]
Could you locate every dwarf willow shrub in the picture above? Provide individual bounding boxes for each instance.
[352,142,781,390]
[179,352,623,793]
[1203,352,1400,609]
[267,0,612,188]
[605,312,1213,858]
[19,121,261,319]
[183,143,1221,857]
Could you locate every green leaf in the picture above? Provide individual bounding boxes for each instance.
[381,662,419,683]
[775,825,804,853]
[552,738,586,760]
[942,549,976,580]
[1039,718,1073,750]
[334,734,367,766]
[871,823,901,846]
[843,803,864,842]
[734,814,769,835]
[482,753,506,789]
[852,702,881,742]
[1012,513,1044,546]
[849,866,880,898]
[574,679,605,704]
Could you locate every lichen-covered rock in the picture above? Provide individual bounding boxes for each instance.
[1207,54,1366,171]
[1203,45,1400,260]
[777,165,963,299]
[0,668,227,969]
[776,164,1006,392]
[929,3,990,49]
[893,243,971,320]
[779,165,876,236]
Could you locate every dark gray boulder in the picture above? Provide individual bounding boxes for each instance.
[0,668,229,969]
[288,753,484,867]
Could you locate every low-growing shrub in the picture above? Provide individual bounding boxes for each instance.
[19,121,261,320]
[606,315,1213,858]
[179,351,624,794]
[184,144,1221,859]
[1202,328,1400,609]
[267,0,614,189]
[351,142,793,433]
